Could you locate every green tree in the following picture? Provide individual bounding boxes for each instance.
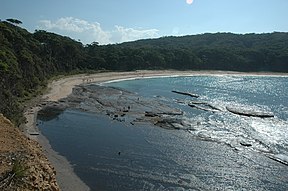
[6,18,22,25]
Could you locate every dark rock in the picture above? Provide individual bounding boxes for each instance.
[226,106,274,118]
[145,112,158,117]
[240,142,252,147]
[172,90,199,98]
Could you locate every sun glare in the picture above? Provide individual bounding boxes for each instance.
[186,0,194,5]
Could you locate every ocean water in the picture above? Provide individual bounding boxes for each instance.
[38,75,288,191]
[107,76,288,155]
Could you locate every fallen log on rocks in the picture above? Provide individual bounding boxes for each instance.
[226,106,274,118]
[172,90,199,98]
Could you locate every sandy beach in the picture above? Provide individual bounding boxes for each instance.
[42,70,288,102]
[23,70,288,191]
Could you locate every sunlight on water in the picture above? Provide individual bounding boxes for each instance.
[39,75,288,190]
[251,119,288,148]
[109,75,288,158]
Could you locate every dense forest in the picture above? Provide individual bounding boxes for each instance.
[0,20,288,124]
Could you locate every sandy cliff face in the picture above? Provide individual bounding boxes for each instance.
[0,114,60,191]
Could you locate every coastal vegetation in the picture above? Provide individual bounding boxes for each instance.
[0,20,288,124]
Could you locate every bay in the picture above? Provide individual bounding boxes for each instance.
[38,75,288,191]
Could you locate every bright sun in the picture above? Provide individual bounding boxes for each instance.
[186,0,194,5]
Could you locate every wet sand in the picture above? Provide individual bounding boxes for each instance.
[23,70,288,191]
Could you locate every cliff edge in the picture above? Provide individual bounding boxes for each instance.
[0,114,60,191]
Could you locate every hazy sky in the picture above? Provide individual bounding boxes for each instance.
[1,0,288,44]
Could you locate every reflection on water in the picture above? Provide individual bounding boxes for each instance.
[38,110,288,190]
[38,76,288,190]
[108,76,288,158]
[37,106,64,121]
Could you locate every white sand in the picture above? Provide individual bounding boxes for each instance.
[43,70,288,102]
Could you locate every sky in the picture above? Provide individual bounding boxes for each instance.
[1,0,288,45]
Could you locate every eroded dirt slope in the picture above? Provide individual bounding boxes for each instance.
[0,114,60,191]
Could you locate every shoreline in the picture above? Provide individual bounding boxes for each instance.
[23,70,288,190]
[42,70,288,102]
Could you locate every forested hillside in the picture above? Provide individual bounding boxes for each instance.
[0,21,86,124]
[0,20,288,124]
[119,33,288,71]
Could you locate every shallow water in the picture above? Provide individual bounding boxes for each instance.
[107,76,288,157]
[38,75,288,190]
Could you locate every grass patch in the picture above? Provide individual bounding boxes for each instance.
[12,159,28,179]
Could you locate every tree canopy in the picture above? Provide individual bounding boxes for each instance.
[6,18,22,25]
[0,20,288,124]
